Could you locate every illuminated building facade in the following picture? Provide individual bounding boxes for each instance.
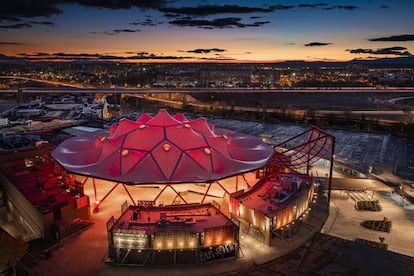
[106,203,238,265]
[230,172,313,244]
[48,109,334,265]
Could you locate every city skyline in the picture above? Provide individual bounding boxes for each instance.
[0,0,414,63]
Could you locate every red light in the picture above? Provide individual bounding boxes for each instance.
[163,143,171,152]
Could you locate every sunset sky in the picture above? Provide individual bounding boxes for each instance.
[1,0,413,63]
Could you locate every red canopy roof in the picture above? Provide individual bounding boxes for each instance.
[51,109,274,184]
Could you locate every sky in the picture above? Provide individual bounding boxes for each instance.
[1,0,413,63]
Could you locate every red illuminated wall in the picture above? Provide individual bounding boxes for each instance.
[203,225,235,247]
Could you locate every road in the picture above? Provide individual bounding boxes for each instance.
[1,76,414,93]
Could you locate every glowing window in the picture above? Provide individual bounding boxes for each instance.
[99,136,106,142]
[183,123,191,129]
[121,149,129,156]
[139,124,146,129]
[204,148,211,155]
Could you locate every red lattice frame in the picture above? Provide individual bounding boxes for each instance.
[270,126,335,170]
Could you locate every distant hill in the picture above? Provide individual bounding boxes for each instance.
[1,54,414,68]
[278,57,414,68]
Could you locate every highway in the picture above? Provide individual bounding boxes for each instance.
[1,87,414,94]
[1,76,414,94]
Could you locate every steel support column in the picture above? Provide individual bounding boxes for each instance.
[94,182,120,212]
[122,184,136,206]
[328,137,336,206]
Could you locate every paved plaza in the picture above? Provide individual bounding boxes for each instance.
[27,182,328,276]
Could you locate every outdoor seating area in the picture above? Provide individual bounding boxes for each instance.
[0,154,76,214]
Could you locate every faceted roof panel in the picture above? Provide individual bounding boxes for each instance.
[51,109,274,184]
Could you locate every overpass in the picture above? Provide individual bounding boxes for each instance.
[0,76,91,89]
[1,86,414,94]
[1,76,414,93]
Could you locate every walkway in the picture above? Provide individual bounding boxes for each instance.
[27,193,328,275]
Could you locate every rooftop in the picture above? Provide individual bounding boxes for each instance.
[111,203,233,235]
[235,173,311,217]
[0,148,76,214]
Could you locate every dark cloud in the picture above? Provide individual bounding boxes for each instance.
[1,51,195,62]
[298,4,329,8]
[164,13,178,19]
[103,29,141,35]
[324,5,358,10]
[52,52,101,57]
[199,56,236,61]
[160,5,274,16]
[186,48,226,54]
[0,20,54,29]
[0,1,169,22]
[369,34,414,42]
[130,18,163,27]
[251,21,270,26]
[0,1,62,22]
[28,21,54,26]
[269,5,295,10]
[379,5,389,9]
[1,2,353,33]
[169,17,269,29]
[0,41,24,46]
[34,52,49,56]
[304,42,332,47]
[71,0,169,10]
[0,23,32,29]
[347,46,412,56]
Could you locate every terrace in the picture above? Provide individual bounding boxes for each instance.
[109,203,232,236]
[235,173,310,218]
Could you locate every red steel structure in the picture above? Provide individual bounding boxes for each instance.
[51,109,275,211]
[52,110,335,211]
